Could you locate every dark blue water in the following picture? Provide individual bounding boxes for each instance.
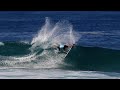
[1,11,120,49]
[0,11,120,79]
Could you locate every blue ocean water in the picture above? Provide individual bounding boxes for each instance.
[0,11,120,79]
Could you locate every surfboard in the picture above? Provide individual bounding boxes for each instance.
[63,46,73,58]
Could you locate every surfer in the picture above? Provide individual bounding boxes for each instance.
[51,43,75,54]
[57,44,75,53]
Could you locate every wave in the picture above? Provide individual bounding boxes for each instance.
[0,42,31,56]
[0,42,120,72]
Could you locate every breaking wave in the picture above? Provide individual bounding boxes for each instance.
[0,17,81,69]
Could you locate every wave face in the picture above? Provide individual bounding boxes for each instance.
[64,46,120,72]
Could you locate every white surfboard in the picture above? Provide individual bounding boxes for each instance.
[64,47,72,58]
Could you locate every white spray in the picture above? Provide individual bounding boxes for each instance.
[0,17,81,69]
[30,17,81,68]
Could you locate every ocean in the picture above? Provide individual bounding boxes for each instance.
[0,11,120,79]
